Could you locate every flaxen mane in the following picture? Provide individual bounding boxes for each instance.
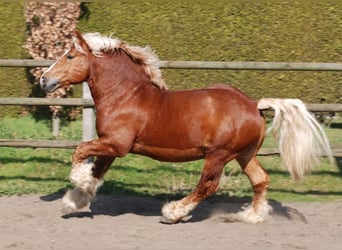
[75,32,168,89]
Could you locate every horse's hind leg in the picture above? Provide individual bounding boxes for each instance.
[236,155,272,223]
[62,156,115,213]
[161,152,233,224]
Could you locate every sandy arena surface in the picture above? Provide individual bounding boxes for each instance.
[0,194,341,250]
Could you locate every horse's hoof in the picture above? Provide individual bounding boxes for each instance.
[61,188,92,214]
[61,203,77,215]
[159,216,179,224]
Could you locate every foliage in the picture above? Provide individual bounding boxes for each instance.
[0,115,341,202]
[24,2,81,119]
[0,2,341,118]
[0,3,30,117]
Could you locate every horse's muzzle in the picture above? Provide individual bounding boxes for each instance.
[40,75,59,93]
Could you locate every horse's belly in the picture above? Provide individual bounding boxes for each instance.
[131,143,204,162]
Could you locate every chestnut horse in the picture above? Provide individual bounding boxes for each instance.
[40,31,332,224]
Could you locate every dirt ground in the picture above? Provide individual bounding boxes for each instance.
[0,194,341,250]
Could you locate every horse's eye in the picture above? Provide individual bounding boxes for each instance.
[67,55,74,60]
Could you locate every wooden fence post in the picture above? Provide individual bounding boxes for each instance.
[82,82,95,163]
[52,114,60,138]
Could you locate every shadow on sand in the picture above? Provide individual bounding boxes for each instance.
[40,192,307,224]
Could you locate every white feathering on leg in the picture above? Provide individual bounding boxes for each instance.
[237,200,273,224]
[161,200,198,224]
[62,187,93,214]
[69,162,99,195]
[62,162,104,214]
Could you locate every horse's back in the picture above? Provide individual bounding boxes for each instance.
[161,84,260,121]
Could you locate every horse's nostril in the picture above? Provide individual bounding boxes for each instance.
[40,76,47,88]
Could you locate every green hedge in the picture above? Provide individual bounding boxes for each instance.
[0,2,341,117]
[77,2,341,103]
[0,3,30,117]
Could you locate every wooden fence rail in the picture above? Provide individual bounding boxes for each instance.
[0,97,93,107]
[1,59,342,71]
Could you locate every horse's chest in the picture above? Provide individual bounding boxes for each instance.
[95,109,142,137]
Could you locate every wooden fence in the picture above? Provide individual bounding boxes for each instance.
[0,59,341,157]
[1,59,342,71]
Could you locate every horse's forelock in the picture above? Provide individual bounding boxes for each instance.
[81,32,122,57]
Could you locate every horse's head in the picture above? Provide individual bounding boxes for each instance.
[40,30,91,93]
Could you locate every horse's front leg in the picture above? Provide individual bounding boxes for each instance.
[62,138,120,214]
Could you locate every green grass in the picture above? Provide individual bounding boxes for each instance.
[0,115,341,203]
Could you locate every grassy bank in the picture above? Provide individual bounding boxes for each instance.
[0,115,341,202]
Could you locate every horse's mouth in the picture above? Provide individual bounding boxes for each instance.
[40,76,62,93]
[44,83,61,93]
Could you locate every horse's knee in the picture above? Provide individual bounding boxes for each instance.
[72,142,89,163]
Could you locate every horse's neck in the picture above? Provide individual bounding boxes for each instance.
[87,52,153,107]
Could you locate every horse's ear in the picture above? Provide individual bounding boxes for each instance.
[72,30,90,54]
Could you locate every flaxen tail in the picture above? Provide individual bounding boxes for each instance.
[258,98,333,181]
